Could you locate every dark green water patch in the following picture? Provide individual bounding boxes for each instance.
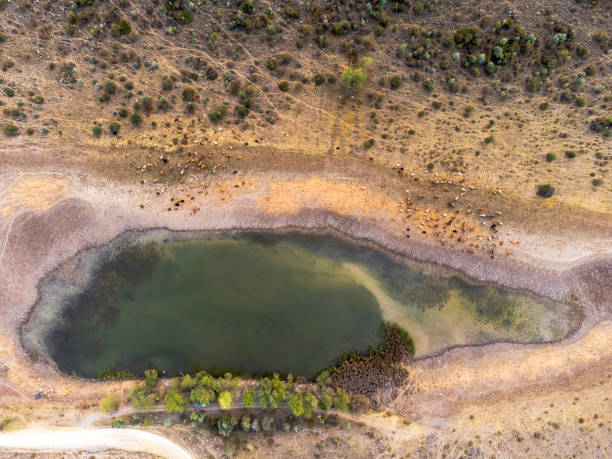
[32,233,386,378]
[23,231,579,379]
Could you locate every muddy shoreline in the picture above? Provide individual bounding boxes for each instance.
[11,197,610,380]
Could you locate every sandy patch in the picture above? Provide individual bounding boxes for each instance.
[258,176,398,219]
[0,174,71,218]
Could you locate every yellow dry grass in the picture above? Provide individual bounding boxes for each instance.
[257,176,398,219]
[0,174,71,218]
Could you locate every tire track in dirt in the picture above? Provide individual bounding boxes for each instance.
[328,98,346,156]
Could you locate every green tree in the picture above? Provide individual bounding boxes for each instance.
[164,385,188,414]
[333,388,350,411]
[144,369,158,388]
[258,378,275,410]
[287,392,304,417]
[129,385,157,410]
[108,122,120,135]
[271,374,286,404]
[218,413,233,437]
[315,369,332,387]
[303,392,318,419]
[181,374,196,391]
[190,386,216,406]
[243,390,255,407]
[218,391,232,410]
[341,68,367,91]
[220,373,241,392]
[100,394,119,414]
[241,415,251,432]
[130,112,142,126]
[258,374,287,410]
[319,388,334,410]
[129,371,158,410]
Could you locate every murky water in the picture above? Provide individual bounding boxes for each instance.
[23,231,578,378]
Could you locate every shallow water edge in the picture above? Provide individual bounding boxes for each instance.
[20,227,584,379]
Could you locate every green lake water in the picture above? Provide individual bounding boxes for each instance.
[23,231,579,378]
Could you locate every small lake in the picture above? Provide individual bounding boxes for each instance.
[23,231,579,378]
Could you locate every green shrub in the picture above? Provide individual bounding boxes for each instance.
[158,96,169,110]
[92,125,102,137]
[331,20,350,36]
[66,11,79,25]
[589,117,611,135]
[218,391,232,410]
[333,389,350,411]
[130,112,141,125]
[575,97,587,107]
[526,77,542,92]
[1,59,14,71]
[181,86,196,101]
[313,74,325,85]
[288,392,304,417]
[208,105,226,123]
[111,20,131,36]
[2,124,18,136]
[104,80,117,96]
[108,121,120,135]
[315,35,329,48]
[100,395,119,414]
[243,390,255,407]
[423,79,434,91]
[278,81,290,91]
[537,184,555,198]
[2,86,14,97]
[592,178,603,186]
[464,105,474,116]
[180,10,193,25]
[129,369,158,409]
[97,369,134,380]
[432,101,442,110]
[390,75,402,90]
[363,138,375,149]
[118,108,128,118]
[545,153,556,162]
[279,53,292,65]
[484,135,494,144]
[303,392,318,418]
[161,75,174,90]
[341,68,367,91]
[565,150,576,159]
[164,385,187,414]
[284,5,300,19]
[217,414,233,437]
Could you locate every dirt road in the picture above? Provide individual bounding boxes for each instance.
[0,428,193,458]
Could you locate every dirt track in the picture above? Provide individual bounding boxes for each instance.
[0,428,192,458]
